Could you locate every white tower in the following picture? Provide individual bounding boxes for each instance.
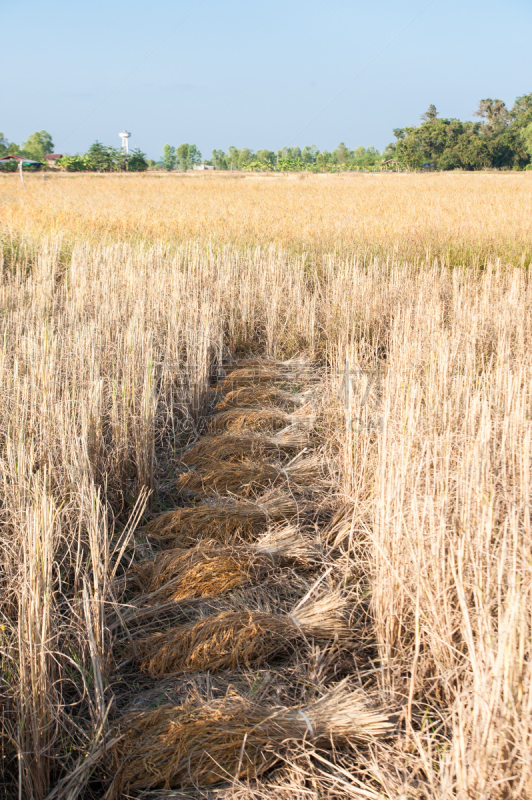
[119,130,131,155]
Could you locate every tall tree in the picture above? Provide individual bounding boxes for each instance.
[334,142,351,164]
[162,144,176,171]
[21,130,54,161]
[420,104,439,122]
[211,149,228,170]
[511,93,532,121]
[85,141,120,172]
[128,148,148,171]
[188,144,202,166]
[474,99,509,131]
[177,143,191,171]
[522,122,532,158]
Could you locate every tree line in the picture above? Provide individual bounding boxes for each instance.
[160,142,382,171]
[160,92,532,172]
[0,132,149,172]
[2,91,532,173]
[388,94,532,170]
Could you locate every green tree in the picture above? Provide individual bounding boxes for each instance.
[177,143,195,171]
[333,142,351,165]
[511,93,532,122]
[0,133,9,156]
[420,104,439,122]
[188,144,202,166]
[256,149,275,166]
[162,144,176,171]
[128,148,148,171]
[212,149,228,170]
[301,145,318,164]
[58,155,87,172]
[21,130,54,161]
[474,98,509,132]
[85,141,115,171]
[228,146,240,169]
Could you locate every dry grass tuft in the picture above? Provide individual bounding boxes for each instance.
[130,594,349,676]
[175,454,326,498]
[143,493,313,547]
[107,683,393,797]
[130,527,317,603]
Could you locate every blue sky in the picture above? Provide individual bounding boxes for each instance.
[2,0,532,159]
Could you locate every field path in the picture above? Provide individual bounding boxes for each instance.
[105,357,392,798]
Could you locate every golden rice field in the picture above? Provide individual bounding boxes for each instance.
[1,171,532,799]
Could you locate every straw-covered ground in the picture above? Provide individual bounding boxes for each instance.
[1,171,532,799]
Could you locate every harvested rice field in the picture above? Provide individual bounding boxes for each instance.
[1,172,532,799]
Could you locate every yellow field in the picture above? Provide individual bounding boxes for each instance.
[3,171,532,260]
[1,172,531,799]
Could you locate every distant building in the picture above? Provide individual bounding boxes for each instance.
[193,164,215,171]
[45,154,63,167]
[381,159,402,171]
[0,155,42,168]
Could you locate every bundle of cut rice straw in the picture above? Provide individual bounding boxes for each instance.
[129,527,318,604]
[218,366,289,392]
[143,493,314,547]
[128,593,349,676]
[180,429,311,467]
[106,682,393,797]
[215,386,307,412]
[175,454,326,498]
[208,405,315,434]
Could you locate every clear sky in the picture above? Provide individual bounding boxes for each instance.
[2,0,532,160]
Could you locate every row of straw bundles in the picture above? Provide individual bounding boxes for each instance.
[143,492,315,547]
[215,386,308,412]
[129,527,318,604]
[128,594,349,676]
[176,454,326,498]
[180,429,311,467]
[106,683,393,797]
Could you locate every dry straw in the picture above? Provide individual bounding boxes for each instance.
[215,386,307,412]
[208,407,293,433]
[107,682,393,797]
[180,429,310,467]
[129,593,349,676]
[218,367,288,391]
[143,493,314,547]
[176,454,326,498]
[208,406,315,434]
[129,526,317,603]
